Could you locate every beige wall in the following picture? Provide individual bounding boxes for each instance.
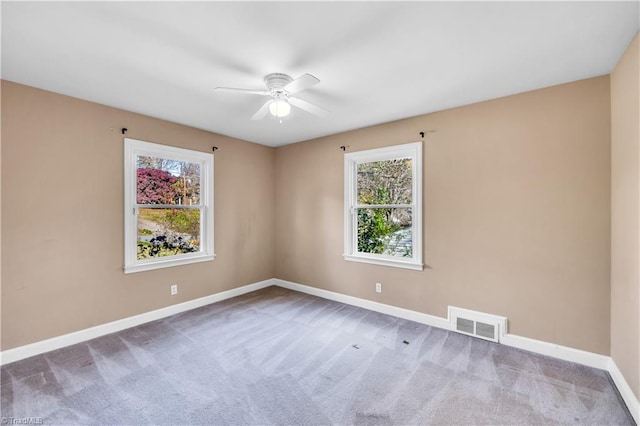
[611,32,640,400]
[0,81,276,350]
[0,81,3,352]
[275,76,612,355]
[0,71,622,361]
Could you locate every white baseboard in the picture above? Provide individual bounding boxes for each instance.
[273,278,638,422]
[2,276,638,424]
[273,278,452,331]
[499,333,610,370]
[274,279,609,368]
[0,278,275,366]
[608,358,640,424]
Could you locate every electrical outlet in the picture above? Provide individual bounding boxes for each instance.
[171,284,178,295]
[376,283,382,293]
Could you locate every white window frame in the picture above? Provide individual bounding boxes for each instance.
[343,141,423,271]
[124,138,214,274]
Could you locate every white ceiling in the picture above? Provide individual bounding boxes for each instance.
[2,2,638,147]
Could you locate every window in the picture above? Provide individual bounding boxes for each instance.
[344,142,423,270]
[124,138,214,273]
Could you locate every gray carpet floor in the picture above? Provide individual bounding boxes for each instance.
[1,286,635,425]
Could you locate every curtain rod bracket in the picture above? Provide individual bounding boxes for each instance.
[212,146,218,152]
[121,128,128,135]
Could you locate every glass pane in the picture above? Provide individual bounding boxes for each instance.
[357,158,412,205]
[136,155,201,205]
[137,208,201,259]
[357,208,412,257]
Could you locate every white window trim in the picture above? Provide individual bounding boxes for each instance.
[343,141,423,271]
[124,138,215,274]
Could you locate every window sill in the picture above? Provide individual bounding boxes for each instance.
[124,253,215,274]
[343,254,424,271]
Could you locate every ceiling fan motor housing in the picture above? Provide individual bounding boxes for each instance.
[265,73,293,98]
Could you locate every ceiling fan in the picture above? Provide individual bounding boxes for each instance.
[214,73,329,120]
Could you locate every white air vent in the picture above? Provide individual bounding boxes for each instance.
[448,306,508,343]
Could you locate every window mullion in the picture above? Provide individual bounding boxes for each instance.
[134,204,202,209]
[354,204,413,209]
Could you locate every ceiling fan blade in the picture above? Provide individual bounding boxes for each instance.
[289,97,329,117]
[251,100,273,120]
[284,73,320,94]
[214,87,270,96]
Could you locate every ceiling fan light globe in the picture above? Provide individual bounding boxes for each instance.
[269,100,291,118]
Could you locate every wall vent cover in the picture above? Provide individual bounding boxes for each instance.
[448,306,508,343]
[456,317,475,334]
